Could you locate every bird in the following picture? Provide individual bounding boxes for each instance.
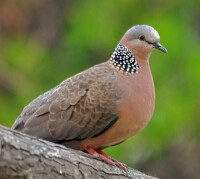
[12,25,167,170]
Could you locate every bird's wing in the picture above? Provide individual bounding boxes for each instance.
[12,63,121,142]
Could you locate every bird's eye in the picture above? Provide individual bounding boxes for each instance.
[139,35,145,41]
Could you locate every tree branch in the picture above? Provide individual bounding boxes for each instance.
[0,125,157,179]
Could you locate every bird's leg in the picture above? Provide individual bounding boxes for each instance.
[85,146,115,165]
[96,150,126,171]
[85,146,126,170]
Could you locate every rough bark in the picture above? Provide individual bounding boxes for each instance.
[0,125,157,179]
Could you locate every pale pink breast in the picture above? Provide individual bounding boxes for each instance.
[116,61,155,139]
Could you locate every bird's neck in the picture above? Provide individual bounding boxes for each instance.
[109,43,140,75]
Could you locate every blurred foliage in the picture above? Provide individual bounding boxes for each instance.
[0,0,199,178]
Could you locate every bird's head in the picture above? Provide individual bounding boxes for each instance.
[110,25,167,74]
[120,25,167,58]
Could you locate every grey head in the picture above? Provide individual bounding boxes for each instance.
[110,25,167,74]
[122,25,168,53]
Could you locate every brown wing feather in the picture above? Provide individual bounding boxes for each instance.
[12,62,122,142]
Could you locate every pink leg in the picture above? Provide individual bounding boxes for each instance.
[85,146,126,170]
[97,150,126,171]
[85,146,115,165]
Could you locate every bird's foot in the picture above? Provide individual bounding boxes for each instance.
[96,150,126,170]
[85,146,126,171]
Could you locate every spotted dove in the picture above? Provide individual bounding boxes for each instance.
[12,25,167,170]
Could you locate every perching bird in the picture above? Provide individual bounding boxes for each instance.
[12,25,167,170]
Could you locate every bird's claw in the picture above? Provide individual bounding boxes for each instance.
[85,146,126,171]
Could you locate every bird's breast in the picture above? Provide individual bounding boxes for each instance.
[115,64,155,141]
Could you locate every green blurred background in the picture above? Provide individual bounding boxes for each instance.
[0,0,199,178]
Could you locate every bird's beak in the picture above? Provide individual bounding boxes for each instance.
[153,42,168,53]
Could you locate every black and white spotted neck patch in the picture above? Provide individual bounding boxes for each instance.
[110,43,140,74]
